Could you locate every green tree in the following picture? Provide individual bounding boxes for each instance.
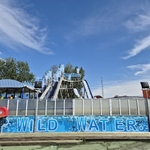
[79,67,85,79]
[0,58,35,83]
[73,66,78,73]
[64,63,85,79]
[64,63,73,74]
[0,58,17,80]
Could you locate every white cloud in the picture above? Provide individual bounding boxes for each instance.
[124,9,150,59]
[123,36,150,59]
[92,79,145,98]
[0,0,53,54]
[125,13,150,32]
[127,63,150,75]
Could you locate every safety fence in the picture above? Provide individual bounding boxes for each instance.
[0,98,147,116]
[73,98,147,116]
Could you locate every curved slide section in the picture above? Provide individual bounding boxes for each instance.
[40,81,52,100]
[82,80,93,99]
[52,77,63,100]
[48,82,58,99]
[73,88,82,98]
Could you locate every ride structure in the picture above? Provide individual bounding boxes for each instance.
[35,64,93,101]
[0,65,149,133]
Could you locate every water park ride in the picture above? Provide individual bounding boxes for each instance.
[0,65,150,133]
[34,64,94,101]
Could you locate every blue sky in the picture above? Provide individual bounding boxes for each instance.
[0,0,150,98]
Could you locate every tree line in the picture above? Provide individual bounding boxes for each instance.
[0,58,35,83]
[0,58,85,83]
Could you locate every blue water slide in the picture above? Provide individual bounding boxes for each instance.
[82,80,94,99]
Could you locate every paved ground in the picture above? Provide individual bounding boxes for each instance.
[0,132,150,150]
[1,141,150,150]
[0,132,150,141]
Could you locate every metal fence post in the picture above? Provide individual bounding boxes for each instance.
[63,100,65,116]
[7,99,9,110]
[54,99,56,115]
[72,99,75,115]
[34,91,39,132]
[109,99,112,116]
[25,100,28,116]
[127,99,131,115]
[16,100,19,116]
[45,99,47,116]
[100,99,102,115]
[136,99,140,116]
[82,99,84,115]
[118,99,122,115]
[91,99,93,115]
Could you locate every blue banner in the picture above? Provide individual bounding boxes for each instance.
[0,115,149,133]
[1,116,34,133]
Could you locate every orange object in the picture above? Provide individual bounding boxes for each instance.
[0,107,8,118]
[142,89,150,99]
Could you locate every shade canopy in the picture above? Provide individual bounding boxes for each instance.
[0,79,36,93]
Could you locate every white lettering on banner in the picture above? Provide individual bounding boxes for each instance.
[77,117,109,131]
[17,117,33,132]
[99,119,109,131]
[0,116,147,133]
[115,119,137,131]
[37,119,58,132]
